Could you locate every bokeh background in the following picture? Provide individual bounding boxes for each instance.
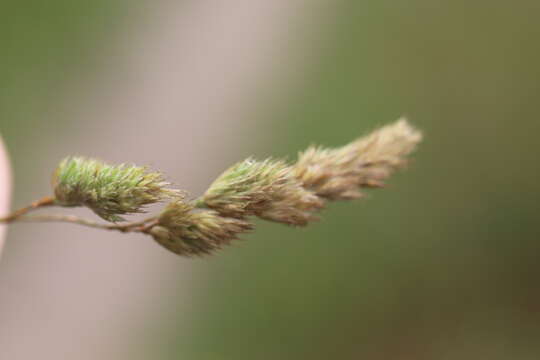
[1,1,540,359]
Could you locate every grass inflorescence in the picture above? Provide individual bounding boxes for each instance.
[3,119,422,257]
[150,118,422,256]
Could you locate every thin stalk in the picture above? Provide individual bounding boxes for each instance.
[13,214,159,233]
[0,196,55,223]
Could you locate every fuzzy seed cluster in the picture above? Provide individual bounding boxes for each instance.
[294,118,422,200]
[202,158,323,225]
[150,200,253,256]
[53,157,180,221]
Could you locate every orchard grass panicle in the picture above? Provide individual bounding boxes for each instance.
[0,118,422,257]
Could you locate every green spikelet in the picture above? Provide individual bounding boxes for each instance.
[202,158,290,217]
[201,158,323,225]
[53,157,180,222]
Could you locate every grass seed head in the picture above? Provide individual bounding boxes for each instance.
[151,200,253,256]
[294,118,422,200]
[53,157,181,222]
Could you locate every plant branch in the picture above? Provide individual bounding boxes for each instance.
[0,196,56,223]
[0,119,422,256]
[12,214,159,233]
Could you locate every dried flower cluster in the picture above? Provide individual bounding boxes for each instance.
[294,118,422,200]
[53,157,180,221]
[3,119,422,257]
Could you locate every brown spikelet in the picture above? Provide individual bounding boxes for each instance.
[293,118,422,201]
[150,200,253,256]
[257,179,324,226]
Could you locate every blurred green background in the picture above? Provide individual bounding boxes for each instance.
[2,1,540,359]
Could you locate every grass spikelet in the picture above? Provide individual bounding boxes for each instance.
[151,200,252,256]
[294,118,422,201]
[53,157,180,222]
[202,158,324,226]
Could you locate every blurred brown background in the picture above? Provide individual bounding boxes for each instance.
[1,1,540,359]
